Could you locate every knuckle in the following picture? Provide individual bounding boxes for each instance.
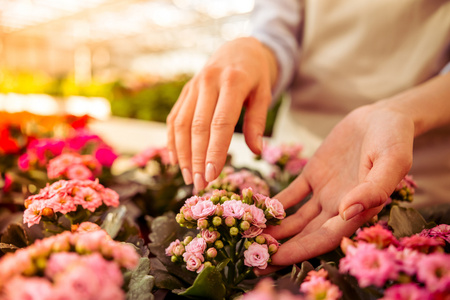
[222,67,249,86]
[211,114,235,131]
[191,118,210,135]
[174,118,189,132]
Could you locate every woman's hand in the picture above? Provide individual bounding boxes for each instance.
[166,37,278,190]
[259,102,415,273]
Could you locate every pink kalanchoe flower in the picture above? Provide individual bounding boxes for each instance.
[264,198,286,219]
[285,158,308,176]
[183,252,205,273]
[420,224,450,244]
[222,200,248,219]
[18,153,30,171]
[3,276,54,300]
[242,226,264,239]
[66,164,94,180]
[166,239,182,256]
[246,205,267,228]
[94,147,118,168]
[388,246,424,276]
[201,230,219,244]
[185,237,207,255]
[191,199,217,220]
[381,283,433,300]
[355,224,399,249]
[23,200,46,227]
[300,275,342,300]
[416,252,450,293]
[74,187,103,212]
[74,221,102,233]
[101,188,120,207]
[244,243,270,269]
[399,234,445,253]
[45,252,81,278]
[339,242,400,288]
[261,145,283,164]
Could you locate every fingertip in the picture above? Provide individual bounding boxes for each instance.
[341,203,365,221]
[205,162,216,182]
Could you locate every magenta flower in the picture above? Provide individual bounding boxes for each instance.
[94,146,118,168]
[244,243,270,269]
[300,275,342,300]
[381,283,433,300]
[416,252,450,292]
[339,243,400,287]
[355,224,399,249]
[399,234,445,253]
[420,224,450,244]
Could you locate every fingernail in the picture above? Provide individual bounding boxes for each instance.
[205,163,216,182]
[257,135,263,153]
[169,151,176,165]
[194,173,205,191]
[343,203,364,221]
[182,168,192,185]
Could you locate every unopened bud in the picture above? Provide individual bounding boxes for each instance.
[220,196,228,204]
[231,194,240,200]
[242,212,253,223]
[215,240,224,249]
[230,227,239,236]
[225,216,236,227]
[183,236,193,245]
[71,224,79,232]
[171,255,178,263]
[24,199,33,209]
[41,207,54,218]
[197,219,209,229]
[212,216,222,227]
[255,235,266,244]
[268,244,278,254]
[240,221,250,231]
[206,248,218,259]
[204,261,213,268]
[176,213,186,224]
[215,205,224,216]
[340,237,356,255]
[210,195,220,204]
[173,245,185,256]
[244,241,252,249]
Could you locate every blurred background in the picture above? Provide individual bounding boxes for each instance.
[0,0,282,131]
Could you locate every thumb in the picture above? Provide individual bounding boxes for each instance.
[243,83,271,155]
[339,155,411,221]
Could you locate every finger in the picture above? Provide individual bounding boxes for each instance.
[167,83,190,165]
[242,82,271,155]
[270,206,381,266]
[274,174,311,209]
[264,199,321,240]
[174,84,199,185]
[191,82,219,190]
[339,153,411,221]
[204,78,250,183]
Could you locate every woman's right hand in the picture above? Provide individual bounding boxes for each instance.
[166,37,278,191]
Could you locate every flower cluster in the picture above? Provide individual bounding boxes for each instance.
[240,269,341,300]
[18,138,65,171]
[47,153,102,180]
[260,143,307,176]
[23,179,119,227]
[167,188,284,287]
[200,166,270,196]
[339,223,450,298]
[389,175,417,203]
[0,228,139,300]
[131,146,170,168]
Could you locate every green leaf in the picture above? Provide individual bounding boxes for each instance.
[149,258,184,291]
[291,261,314,285]
[101,205,127,239]
[1,223,29,253]
[0,242,18,253]
[216,258,231,272]
[125,257,155,300]
[388,206,427,238]
[179,266,226,300]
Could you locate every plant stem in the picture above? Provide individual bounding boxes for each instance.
[234,267,253,286]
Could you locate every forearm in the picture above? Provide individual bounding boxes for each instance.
[378,72,450,137]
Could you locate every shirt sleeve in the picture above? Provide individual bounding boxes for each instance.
[440,61,450,74]
[250,0,303,101]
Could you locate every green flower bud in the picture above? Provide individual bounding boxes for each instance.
[215,240,224,249]
[176,213,185,224]
[212,216,222,227]
[230,227,239,236]
[204,261,213,268]
[206,248,218,259]
[210,195,220,204]
[171,255,178,263]
[197,219,209,229]
[240,220,250,231]
[268,244,278,254]
[255,235,266,244]
[244,240,252,249]
[225,216,236,227]
[220,196,228,204]
[183,236,193,245]
[231,194,240,200]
